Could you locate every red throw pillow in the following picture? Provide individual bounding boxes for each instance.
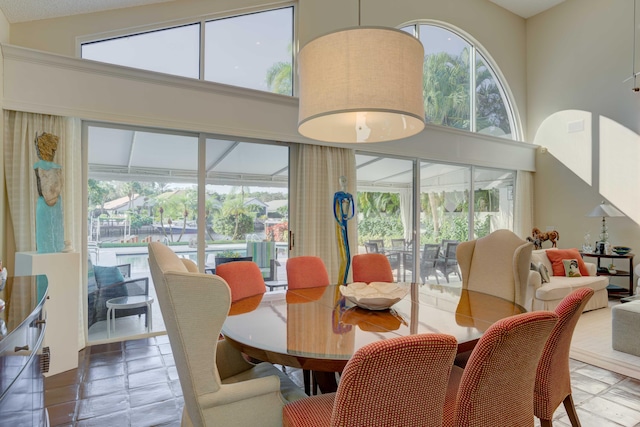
[545,249,589,276]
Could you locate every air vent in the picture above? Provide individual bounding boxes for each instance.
[40,346,50,374]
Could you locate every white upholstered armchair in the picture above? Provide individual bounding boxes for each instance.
[147,242,305,427]
[456,229,534,309]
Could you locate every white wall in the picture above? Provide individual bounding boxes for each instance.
[6,0,528,141]
[527,0,640,280]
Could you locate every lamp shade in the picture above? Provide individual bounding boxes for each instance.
[297,27,425,143]
[587,202,625,218]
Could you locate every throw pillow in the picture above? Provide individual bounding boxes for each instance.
[545,248,589,276]
[539,263,551,283]
[530,262,550,283]
[93,265,125,287]
[562,259,582,277]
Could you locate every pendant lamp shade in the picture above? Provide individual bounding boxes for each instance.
[297,27,425,143]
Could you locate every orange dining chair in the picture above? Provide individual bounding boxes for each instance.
[534,287,594,427]
[215,260,266,302]
[286,256,330,289]
[283,333,458,427]
[352,253,394,283]
[286,255,331,395]
[444,311,559,427]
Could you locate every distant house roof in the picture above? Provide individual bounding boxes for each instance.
[266,199,288,212]
[103,194,138,211]
[244,198,268,208]
[103,194,149,213]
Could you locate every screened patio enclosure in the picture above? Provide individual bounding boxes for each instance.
[86,123,515,341]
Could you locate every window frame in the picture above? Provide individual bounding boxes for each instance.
[77,4,296,96]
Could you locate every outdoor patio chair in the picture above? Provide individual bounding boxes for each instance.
[87,258,149,329]
[420,243,441,284]
[436,241,461,283]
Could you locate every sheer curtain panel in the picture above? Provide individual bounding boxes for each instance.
[290,144,357,284]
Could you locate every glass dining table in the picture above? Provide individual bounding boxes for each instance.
[221,283,525,391]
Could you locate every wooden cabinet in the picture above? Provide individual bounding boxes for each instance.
[0,275,49,426]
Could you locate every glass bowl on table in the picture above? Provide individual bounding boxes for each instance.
[613,246,632,256]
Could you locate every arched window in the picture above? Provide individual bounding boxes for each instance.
[401,23,518,140]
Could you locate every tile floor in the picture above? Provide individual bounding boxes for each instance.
[44,335,640,427]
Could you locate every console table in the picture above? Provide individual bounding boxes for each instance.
[581,252,635,296]
[0,275,49,426]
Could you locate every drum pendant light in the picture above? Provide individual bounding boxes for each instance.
[297,3,425,143]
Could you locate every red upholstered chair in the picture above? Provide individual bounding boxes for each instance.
[535,288,594,427]
[286,255,331,395]
[283,334,458,427]
[352,253,394,283]
[215,261,266,302]
[286,256,330,289]
[444,311,559,427]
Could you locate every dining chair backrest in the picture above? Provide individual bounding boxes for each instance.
[364,242,379,253]
[391,238,406,250]
[287,256,330,289]
[456,229,532,308]
[443,241,458,259]
[370,239,385,252]
[215,260,266,302]
[448,311,558,427]
[422,244,441,265]
[283,334,458,427]
[441,239,459,251]
[352,253,394,283]
[420,243,442,284]
[534,288,594,426]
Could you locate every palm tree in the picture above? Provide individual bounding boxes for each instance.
[423,49,470,130]
[222,197,249,240]
[266,62,292,95]
[266,43,293,95]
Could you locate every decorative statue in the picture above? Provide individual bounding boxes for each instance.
[527,227,560,250]
[34,132,64,253]
[333,176,355,285]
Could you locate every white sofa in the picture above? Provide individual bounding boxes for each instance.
[529,249,609,312]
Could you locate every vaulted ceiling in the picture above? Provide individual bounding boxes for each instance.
[0,0,563,23]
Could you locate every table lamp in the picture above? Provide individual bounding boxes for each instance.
[587,201,625,243]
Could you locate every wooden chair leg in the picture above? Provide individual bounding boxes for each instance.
[540,419,552,427]
[563,394,581,427]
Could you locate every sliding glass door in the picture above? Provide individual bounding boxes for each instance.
[85,123,289,343]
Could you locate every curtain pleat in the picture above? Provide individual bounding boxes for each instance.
[290,144,357,283]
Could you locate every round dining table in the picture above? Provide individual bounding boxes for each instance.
[221,282,525,392]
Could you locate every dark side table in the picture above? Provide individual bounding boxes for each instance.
[580,252,635,296]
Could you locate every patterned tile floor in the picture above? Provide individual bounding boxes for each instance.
[45,335,640,427]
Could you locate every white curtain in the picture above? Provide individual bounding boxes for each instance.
[290,144,357,283]
[4,110,83,345]
[514,170,534,239]
[399,188,413,242]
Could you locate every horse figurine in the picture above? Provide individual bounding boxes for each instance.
[527,227,560,249]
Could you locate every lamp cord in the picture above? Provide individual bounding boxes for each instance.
[358,0,361,26]
[634,0,639,91]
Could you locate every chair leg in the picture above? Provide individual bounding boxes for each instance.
[303,369,319,395]
[563,394,581,427]
[303,369,311,395]
[540,419,552,427]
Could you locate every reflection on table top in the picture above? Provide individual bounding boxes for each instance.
[221,283,525,372]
